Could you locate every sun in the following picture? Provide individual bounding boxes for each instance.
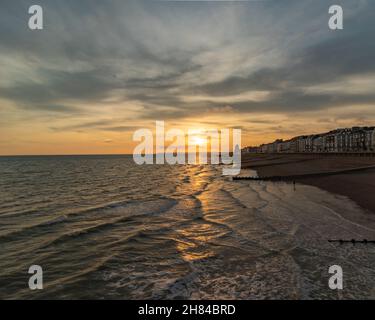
[192,136,207,146]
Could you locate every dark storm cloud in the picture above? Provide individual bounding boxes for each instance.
[193,69,285,96]
[193,7,375,111]
[226,91,375,114]
[0,68,119,105]
[0,0,204,115]
[187,1,375,114]
[0,0,374,121]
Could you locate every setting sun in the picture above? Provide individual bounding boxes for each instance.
[192,136,207,147]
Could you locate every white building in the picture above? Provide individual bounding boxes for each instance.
[244,126,375,154]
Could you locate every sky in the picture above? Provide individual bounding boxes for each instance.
[0,0,375,155]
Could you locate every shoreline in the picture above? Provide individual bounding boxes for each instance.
[241,153,375,216]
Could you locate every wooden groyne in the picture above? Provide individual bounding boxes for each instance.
[244,152,375,158]
[233,164,375,181]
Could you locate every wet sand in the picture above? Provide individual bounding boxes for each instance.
[242,153,375,215]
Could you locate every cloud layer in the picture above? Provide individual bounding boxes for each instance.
[1,0,374,154]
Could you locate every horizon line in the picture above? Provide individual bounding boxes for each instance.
[0,151,232,157]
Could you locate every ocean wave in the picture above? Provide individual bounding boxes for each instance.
[0,197,178,244]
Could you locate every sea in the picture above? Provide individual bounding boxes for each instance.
[0,155,375,299]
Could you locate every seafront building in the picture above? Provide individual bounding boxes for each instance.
[243,126,375,154]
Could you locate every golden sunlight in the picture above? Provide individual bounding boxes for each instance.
[191,136,207,147]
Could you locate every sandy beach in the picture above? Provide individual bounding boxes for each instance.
[242,153,375,216]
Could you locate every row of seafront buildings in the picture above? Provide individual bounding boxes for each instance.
[243,127,375,154]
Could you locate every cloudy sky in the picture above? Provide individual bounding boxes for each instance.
[0,0,374,155]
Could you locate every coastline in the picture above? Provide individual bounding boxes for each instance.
[241,153,375,216]
[2,156,375,298]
